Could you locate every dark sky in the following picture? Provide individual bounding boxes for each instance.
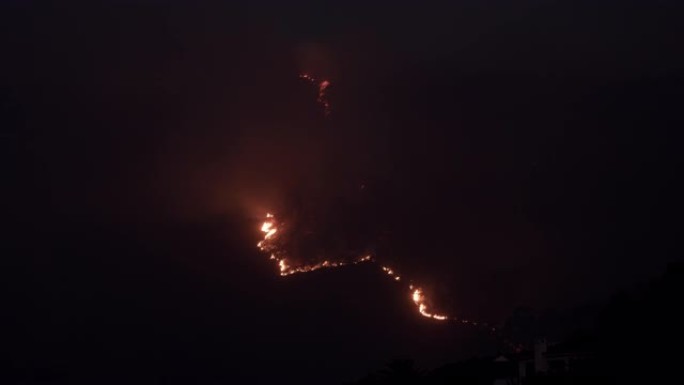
[2,1,683,384]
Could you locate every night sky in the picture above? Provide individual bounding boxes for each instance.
[2,1,683,384]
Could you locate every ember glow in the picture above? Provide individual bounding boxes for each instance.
[300,73,331,115]
[257,212,491,328]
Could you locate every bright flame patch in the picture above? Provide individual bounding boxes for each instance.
[258,213,372,277]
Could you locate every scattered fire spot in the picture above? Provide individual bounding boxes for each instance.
[300,73,331,115]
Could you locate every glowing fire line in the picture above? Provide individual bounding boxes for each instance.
[253,73,495,330]
[257,213,492,328]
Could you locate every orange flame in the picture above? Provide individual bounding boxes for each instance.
[251,71,503,331]
[411,288,449,320]
[258,213,372,277]
[256,212,501,332]
[258,213,454,321]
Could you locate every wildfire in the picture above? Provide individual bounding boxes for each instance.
[410,287,449,321]
[261,221,277,239]
[381,266,401,281]
[299,73,331,115]
[250,71,501,332]
[257,212,455,322]
[258,213,372,277]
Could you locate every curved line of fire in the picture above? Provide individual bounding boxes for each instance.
[257,212,496,331]
[257,74,496,332]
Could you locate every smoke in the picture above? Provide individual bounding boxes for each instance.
[0,4,363,226]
